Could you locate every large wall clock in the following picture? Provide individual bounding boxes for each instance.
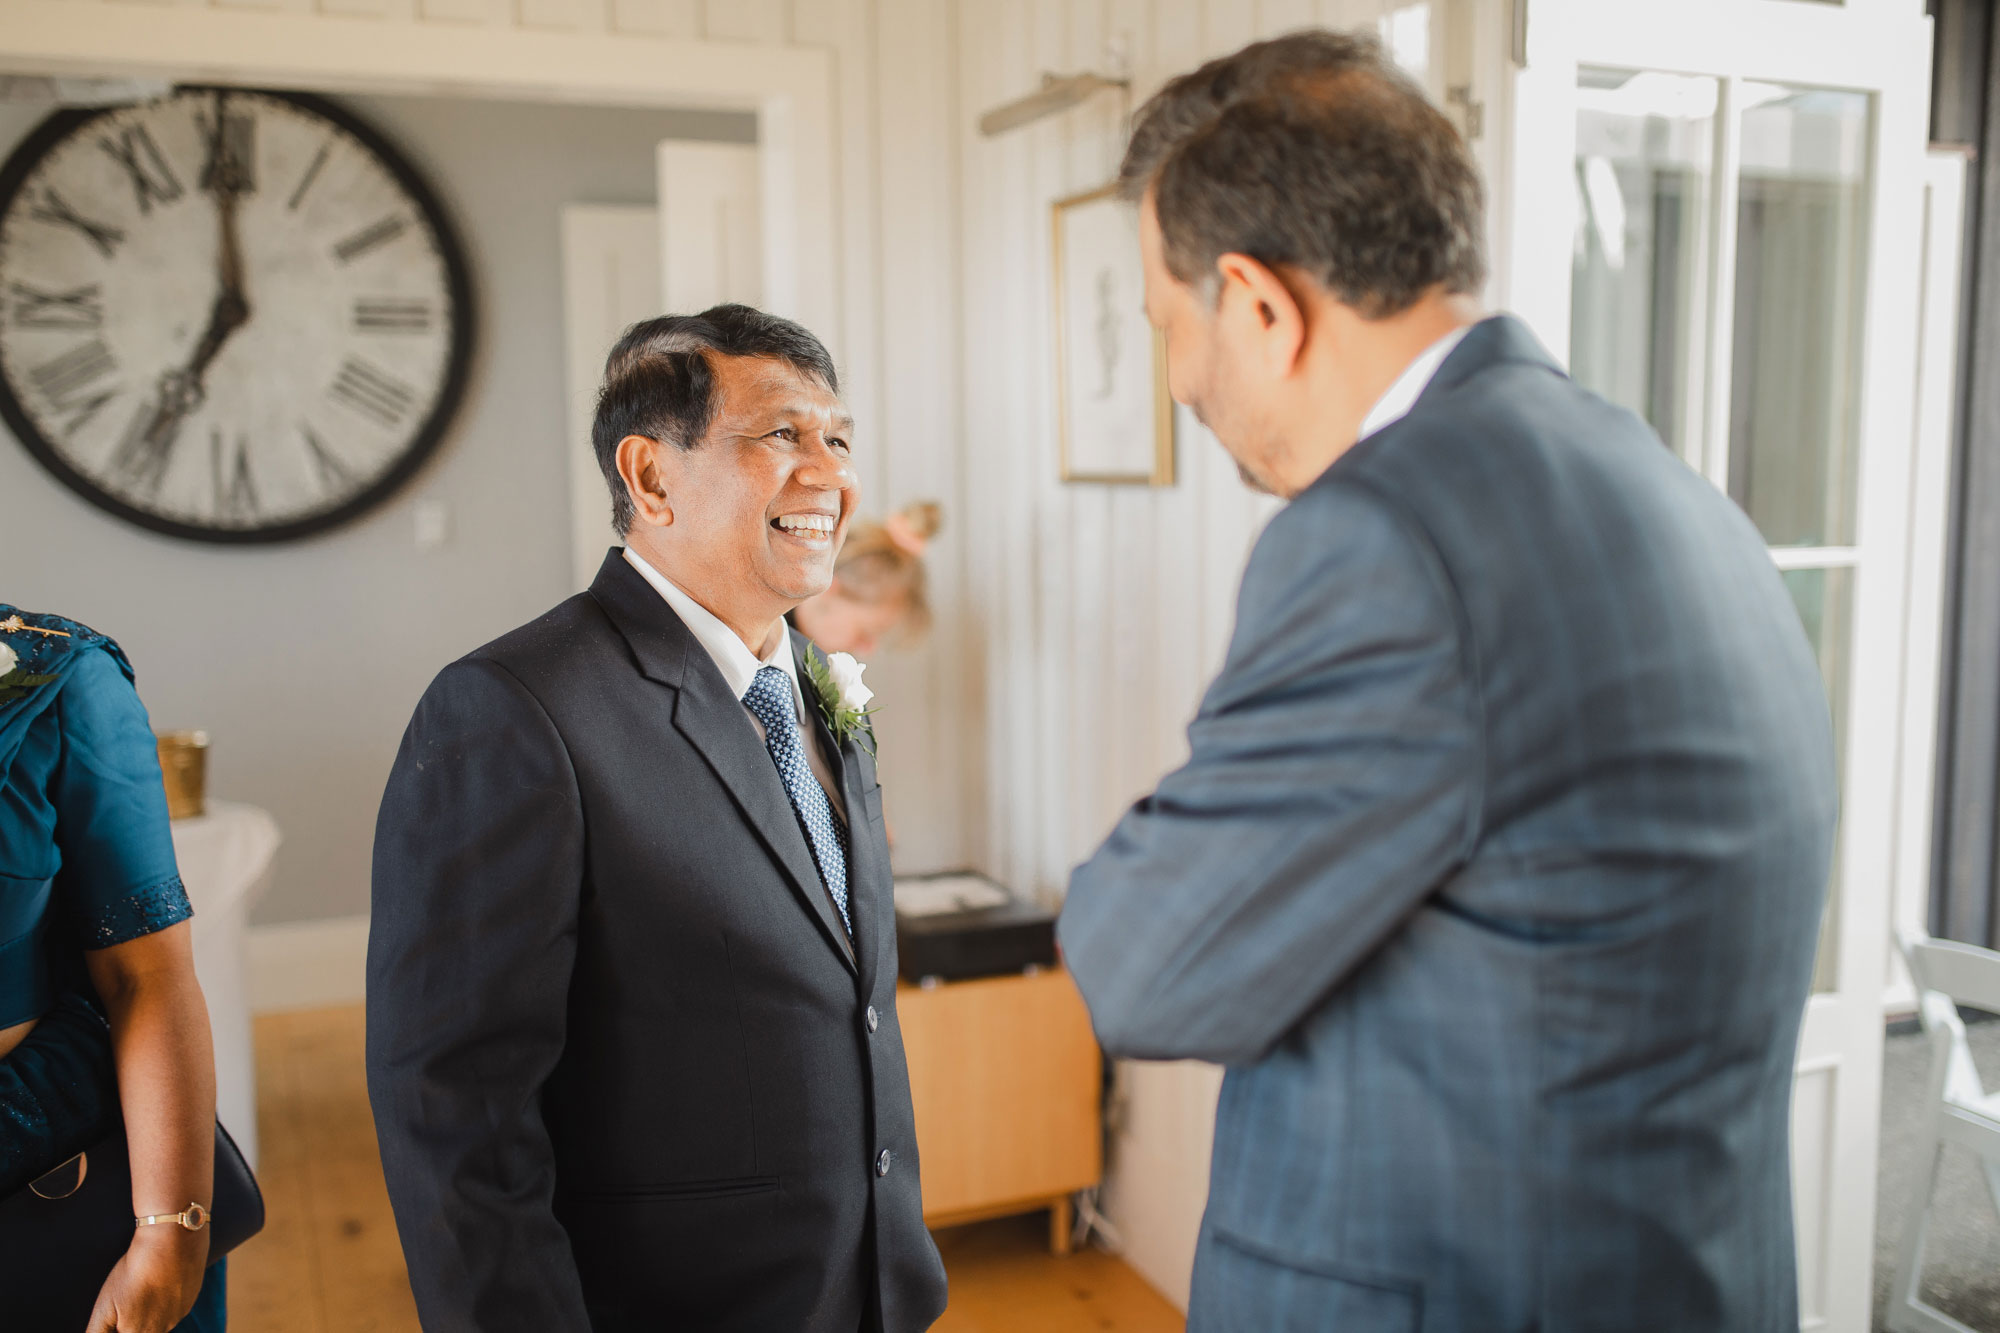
[0,87,472,543]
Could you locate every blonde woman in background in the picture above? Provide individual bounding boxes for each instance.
[789,500,940,657]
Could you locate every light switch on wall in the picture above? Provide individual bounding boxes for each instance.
[414,500,449,551]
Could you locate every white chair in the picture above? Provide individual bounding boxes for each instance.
[1887,930,2000,1333]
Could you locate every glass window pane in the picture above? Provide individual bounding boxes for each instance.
[1570,69,1717,461]
[1728,86,1872,548]
[1783,566,1852,994]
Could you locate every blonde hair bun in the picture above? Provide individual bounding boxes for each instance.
[832,499,944,636]
[883,501,942,556]
[897,500,943,542]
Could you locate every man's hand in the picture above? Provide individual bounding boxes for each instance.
[85,1224,209,1333]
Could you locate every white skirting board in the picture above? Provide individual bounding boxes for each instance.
[247,914,371,1013]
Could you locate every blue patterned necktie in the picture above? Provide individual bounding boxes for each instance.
[742,665,850,934]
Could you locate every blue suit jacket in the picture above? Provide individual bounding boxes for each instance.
[1058,317,1836,1332]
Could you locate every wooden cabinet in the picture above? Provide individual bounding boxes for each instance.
[896,966,1102,1253]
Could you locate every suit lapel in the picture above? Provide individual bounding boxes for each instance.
[591,552,856,973]
[795,636,852,800]
[837,737,885,997]
[796,633,885,994]
[674,670,857,972]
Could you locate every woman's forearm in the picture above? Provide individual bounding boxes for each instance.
[84,921,216,1241]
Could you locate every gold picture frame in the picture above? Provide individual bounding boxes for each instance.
[1051,184,1176,486]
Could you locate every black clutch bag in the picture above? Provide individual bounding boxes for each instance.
[0,1119,264,1329]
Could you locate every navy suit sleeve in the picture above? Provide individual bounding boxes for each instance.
[1058,480,1481,1065]
[365,658,589,1332]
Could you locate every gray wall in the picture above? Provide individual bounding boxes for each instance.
[0,93,754,924]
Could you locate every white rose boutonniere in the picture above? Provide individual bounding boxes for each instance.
[824,652,874,712]
[0,642,15,677]
[802,648,878,755]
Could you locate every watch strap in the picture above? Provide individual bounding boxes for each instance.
[134,1202,209,1232]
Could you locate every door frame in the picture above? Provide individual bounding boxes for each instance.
[1886,149,1970,1012]
[1499,3,1936,1329]
[560,143,765,591]
[0,0,838,346]
[560,204,660,592]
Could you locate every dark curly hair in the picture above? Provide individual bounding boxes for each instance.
[1119,29,1486,319]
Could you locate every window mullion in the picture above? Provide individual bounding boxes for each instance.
[1700,75,1745,497]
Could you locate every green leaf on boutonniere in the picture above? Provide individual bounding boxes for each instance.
[0,671,57,705]
[801,648,878,758]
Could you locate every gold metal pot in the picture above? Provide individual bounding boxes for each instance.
[156,731,209,821]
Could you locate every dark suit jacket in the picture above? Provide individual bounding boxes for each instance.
[366,551,948,1333]
[1059,317,1837,1332]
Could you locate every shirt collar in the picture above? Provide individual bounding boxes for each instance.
[622,547,805,718]
[1356,324,1474,443]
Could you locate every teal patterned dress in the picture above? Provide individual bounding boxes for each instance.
[0,607,226,1330]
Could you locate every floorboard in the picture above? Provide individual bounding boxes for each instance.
[229,1005,1183,1332]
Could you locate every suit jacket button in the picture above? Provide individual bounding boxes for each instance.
[865,1005,879,1033]
[876,1149,893,1178]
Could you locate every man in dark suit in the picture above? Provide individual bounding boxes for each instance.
[367,305,948,1332]
[1058,31,1837,1332]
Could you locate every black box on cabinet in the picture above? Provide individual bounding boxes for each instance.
[893,872,1058,985]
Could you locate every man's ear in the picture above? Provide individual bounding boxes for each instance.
[616,434,675,528]
[1215,252,1308,379]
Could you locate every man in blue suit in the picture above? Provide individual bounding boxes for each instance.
[1058,30,1836,1332]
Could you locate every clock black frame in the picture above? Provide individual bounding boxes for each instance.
[0,87,476,545]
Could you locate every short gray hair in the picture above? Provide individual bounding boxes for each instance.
[1120,29,1486,318]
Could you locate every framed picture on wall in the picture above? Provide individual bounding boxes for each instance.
[1051,184,1175,486]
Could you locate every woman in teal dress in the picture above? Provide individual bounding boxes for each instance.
[1,606,227,1332]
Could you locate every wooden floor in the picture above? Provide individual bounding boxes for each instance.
[231,1006,1183,1332]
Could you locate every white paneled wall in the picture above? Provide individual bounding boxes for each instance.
[953,0,1443,1308]
[962,0,1452,892]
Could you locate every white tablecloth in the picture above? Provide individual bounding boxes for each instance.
[171,801,280,1170]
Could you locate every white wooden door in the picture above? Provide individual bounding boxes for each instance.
[1885,150,1969,1013]
[656,140,763,313]
[1503,4,1935,1328]
[561,205,662,591]
[559,142,763,592]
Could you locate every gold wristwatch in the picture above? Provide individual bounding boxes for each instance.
[134,1202,210,1232]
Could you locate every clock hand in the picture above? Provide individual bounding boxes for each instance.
[111,101,254,491]
[188,91,252,387]
[181,194,250,387]
[112,241,246,486]
[204,92,251,322]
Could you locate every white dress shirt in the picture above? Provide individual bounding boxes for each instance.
[1357,323,1473,443]
[623,547,847,821]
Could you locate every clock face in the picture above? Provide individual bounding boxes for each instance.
[0,88,472,542]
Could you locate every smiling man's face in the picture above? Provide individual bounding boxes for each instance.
[643,353,858,642]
